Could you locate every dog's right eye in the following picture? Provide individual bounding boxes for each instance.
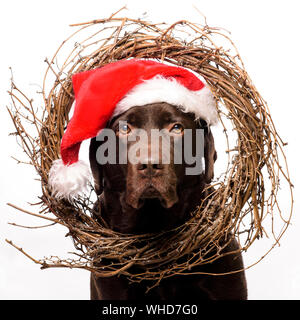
[118,123,131,135]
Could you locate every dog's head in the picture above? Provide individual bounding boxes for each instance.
[89,102,217,233]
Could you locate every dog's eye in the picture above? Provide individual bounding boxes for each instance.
[169,123,184,134]
[118,123,131,135]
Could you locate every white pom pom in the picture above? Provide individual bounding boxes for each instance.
[48,159,92,201]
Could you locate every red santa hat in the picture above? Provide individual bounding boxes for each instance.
[48,58,218,200]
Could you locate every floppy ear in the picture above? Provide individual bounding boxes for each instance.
[203,123,217,183]
[89,137,103,195]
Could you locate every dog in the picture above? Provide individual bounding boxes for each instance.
[88,102,247,300]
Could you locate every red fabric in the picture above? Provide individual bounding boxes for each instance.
[61,59,205,165]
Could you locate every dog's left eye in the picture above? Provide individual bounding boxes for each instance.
[169,123,184,134]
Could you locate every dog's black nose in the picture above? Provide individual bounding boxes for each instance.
[137,160,164,173]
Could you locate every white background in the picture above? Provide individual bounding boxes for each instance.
[0,0,299,300]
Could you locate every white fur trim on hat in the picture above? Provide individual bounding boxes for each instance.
[113,75,218,125]
[48,159,92,201]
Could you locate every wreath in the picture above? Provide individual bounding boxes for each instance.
[7,11,293,288]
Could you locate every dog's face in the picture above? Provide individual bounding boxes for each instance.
[89,103,216,233]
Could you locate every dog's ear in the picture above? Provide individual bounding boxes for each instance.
[89,137,103,195]
[200,120,217,183]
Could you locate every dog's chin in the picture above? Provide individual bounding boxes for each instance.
[138,196,168,210]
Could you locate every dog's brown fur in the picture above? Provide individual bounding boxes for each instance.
[89,103,247,300]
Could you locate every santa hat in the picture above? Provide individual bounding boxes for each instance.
[48,58,218,200]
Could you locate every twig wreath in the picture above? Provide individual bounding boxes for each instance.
[7,10,293,286]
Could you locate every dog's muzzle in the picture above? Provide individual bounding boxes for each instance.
[125,159,178,209]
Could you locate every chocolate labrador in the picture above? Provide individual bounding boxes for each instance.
[89,102,247,300]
